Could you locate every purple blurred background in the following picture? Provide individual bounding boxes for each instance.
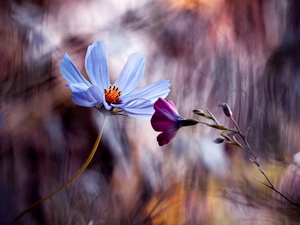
[1,0,300,224]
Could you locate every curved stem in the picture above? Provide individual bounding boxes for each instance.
[9,116,108,224]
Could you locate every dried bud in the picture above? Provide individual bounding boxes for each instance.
[213,137,225,144]
[193,109,212,119]
[218,103,232,118]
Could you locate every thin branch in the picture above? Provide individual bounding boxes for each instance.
[206,109,220,125]
[199,105,300,207]
[253,178,272,189]
[229,115,300,207]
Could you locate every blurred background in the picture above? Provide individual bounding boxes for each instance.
[1,0,300,224]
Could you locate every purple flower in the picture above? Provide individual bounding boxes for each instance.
[151,98,198,146]
[60,41,170,119]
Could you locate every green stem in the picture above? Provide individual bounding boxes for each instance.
[9,116,108,224]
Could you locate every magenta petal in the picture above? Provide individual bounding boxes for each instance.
[157,127,179,146]
[151,98,182,131]
[151,109,180,131]
[154,98,180,116]
[165,99,178,112]
[151,118,177,131]
[152,107,182,124]
[151,98,183,145]
[151,98,197,146]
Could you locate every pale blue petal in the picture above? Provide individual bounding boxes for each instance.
[123,104,155,120]
[86,85,112,110]
[121,80,170,103]
[72,93,96,106]
[61,53,92,86]
[86,85,104,104]
[113,99,154,120]
[114,53,145,96]
[67,83,89,91]
[85,41,110,89]
[67,83,96,107]
[103,100,112,110]
[114,98,148,108]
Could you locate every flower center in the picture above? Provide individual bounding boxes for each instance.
[104,85,121,104]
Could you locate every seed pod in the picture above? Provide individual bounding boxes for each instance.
[213,137,225,144]
[206,124,228,131]
[192,109,212,119]
[218,103,232,118]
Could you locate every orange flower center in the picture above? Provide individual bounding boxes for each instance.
[104,85,121,104]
